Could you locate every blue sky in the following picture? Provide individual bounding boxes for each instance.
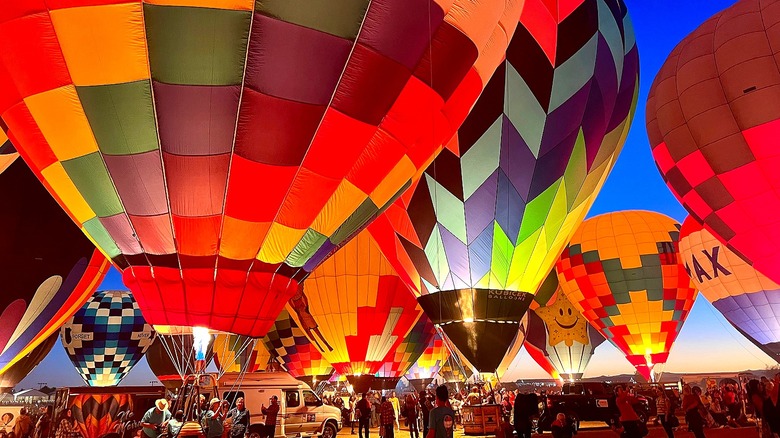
[18,0,775,390]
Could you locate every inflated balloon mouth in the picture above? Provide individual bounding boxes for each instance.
[193,327,211,362]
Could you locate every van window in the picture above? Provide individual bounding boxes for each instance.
[286,391,300,408]
[303,391,319,407]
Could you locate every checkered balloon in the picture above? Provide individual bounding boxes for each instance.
[61,290,155,386]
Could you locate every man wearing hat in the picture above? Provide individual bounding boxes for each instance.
[203,398,227,438]
[141,399,172,438]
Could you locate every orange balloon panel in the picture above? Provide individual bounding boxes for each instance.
[556,211,697,380]
[288,227,423,376]
[680,216,780,360]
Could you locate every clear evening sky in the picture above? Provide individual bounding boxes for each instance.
[19,0,773,390]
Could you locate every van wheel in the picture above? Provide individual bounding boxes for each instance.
[248,425,264,438]
[322,422,337,438]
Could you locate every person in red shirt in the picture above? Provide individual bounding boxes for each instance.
[615,385,643,438]
[380,397,395,438]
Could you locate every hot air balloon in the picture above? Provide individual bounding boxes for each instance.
[381,0,639,373]
[647,0,780,285]
[375,314,438,390]
[0,333,57,393]
[524,271,605,381]
[405,331,449,391]
[0,0,523,340]
[261,309,334,388]
[439,354,474,384]
[69,392,132,438]
[680,216,780,362]
[213,333,271,375]
[0,160,109,375]
[288,227,424,393]
[556,211,698,380]
[61,290,155,387]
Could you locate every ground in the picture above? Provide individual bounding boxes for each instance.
[341,422,760,437]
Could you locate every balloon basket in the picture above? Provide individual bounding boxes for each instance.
[179,422,204,437]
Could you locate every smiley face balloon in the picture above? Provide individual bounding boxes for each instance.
[526,272,605,381]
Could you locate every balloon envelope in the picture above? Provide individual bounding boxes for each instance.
[0,160,108,374]
[262,308,334,380]
[647,0,780,285]
[0,130,17,174]
[556,211,697,380]
[680,216,780,362]
[526,293,605,381]
[61,290,155,387]
[405,331,448,382]
[376,314,438,379]
[383,0,639,373]
[0,0,522,338]
[213,334,271,374]
[0,333,57,393]
[289,227,423,376]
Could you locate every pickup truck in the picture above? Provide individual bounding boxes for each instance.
[537,382,650,431]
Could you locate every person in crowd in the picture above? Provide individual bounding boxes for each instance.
[55,409,80,438]
[762,374,780,437]
[356,393,371,438]
[551,413,576,438]
[371,393,380,429]
[466,387,481,406]
[33,407,52,438]
[202,398,226,438]
[405,394,420,438]
[419,390,432,438]
[682,385,706,438]
[348,395,356,434]
[380,397,395,438]
[165,411,184,438]
[14,409,32,438]
[513,392,538,438]
[227,398,250,438]
[260,396,279,438]
[655,388,675,438]
[615,385,643,438]
[427,386,455,438]
[747,379,774,438]
[707,390,728,427]
[388,392,400,431]
[142,399,171,438]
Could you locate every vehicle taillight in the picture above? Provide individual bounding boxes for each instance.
[546,398,553,408]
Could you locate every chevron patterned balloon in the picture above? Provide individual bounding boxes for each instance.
[385,0,639,373]
[262,308,334,380]
[376,314,437,379]
[61,290,155,386]
[405,331,448,381]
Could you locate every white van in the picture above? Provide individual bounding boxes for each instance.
[219,372,342,438]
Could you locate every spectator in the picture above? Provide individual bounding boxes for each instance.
[356,393,371,438]
[615,385,643,438]
[550,413,576,438]
[380,397,395,438]
[14,409,33,438]
[166,411,184,438]
[405,394,419,438]
[655,388,675,438]
[260,396,279,438]
[419,391,432,438]
[141,400,171,438]
[227,398,250,438]
[427,386,455,438]
[682,386,706,438]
